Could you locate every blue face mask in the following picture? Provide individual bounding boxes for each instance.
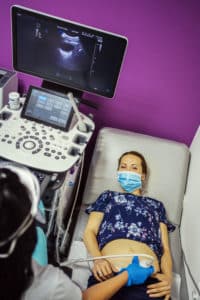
[117,171,142,193]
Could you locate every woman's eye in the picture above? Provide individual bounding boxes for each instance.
[120,165,126,168]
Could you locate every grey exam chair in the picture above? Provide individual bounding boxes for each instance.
[66,126,200,300]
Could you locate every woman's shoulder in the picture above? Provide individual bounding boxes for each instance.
[94,190,125,204]
[97,190,124,199]
[143,195,164,207]
[100,189,119,195]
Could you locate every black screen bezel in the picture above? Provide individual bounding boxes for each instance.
[12,5,128,98]
[21,85,74,131]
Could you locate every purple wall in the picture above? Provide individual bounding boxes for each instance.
[1,0,200,146]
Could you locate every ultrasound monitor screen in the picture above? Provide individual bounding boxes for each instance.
[12,6,127,98]
[21,86,73,130]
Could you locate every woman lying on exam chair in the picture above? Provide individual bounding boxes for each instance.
[0,163,153,300]
[83,151,175,300]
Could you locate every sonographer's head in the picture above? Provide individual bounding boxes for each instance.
[0,164,40,300]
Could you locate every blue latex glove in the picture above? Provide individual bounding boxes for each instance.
[119,256,154,286]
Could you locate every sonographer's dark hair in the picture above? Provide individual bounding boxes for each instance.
[0,168,37,300]
[118,151,148,175]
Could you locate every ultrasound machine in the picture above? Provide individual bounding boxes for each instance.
[0,5,127,263]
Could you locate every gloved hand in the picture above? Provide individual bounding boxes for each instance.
[119,256,154,286]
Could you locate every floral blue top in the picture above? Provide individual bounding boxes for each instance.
[85,191,175,260]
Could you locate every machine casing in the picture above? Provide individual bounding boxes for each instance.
[0,68,18,109]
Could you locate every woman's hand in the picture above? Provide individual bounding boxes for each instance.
[146,273,172,298]
[92,259,116,282]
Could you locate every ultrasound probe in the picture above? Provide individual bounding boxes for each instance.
[61,253,154,268]
[67,92,87,133]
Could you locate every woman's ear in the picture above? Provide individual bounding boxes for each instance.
[141,173,146,181]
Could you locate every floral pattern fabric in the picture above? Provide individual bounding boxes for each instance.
[86,191,175,260]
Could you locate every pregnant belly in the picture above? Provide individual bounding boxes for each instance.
[101,239,160,273]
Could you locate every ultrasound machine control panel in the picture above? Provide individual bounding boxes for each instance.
[0,86,94,173]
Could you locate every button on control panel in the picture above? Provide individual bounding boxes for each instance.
[0,105,94,172]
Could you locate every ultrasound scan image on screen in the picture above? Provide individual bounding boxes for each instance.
[21,86,73,130]
[12,6,127,98]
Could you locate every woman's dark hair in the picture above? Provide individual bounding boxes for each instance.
[0,168,37,300]
[118,151,148,175]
